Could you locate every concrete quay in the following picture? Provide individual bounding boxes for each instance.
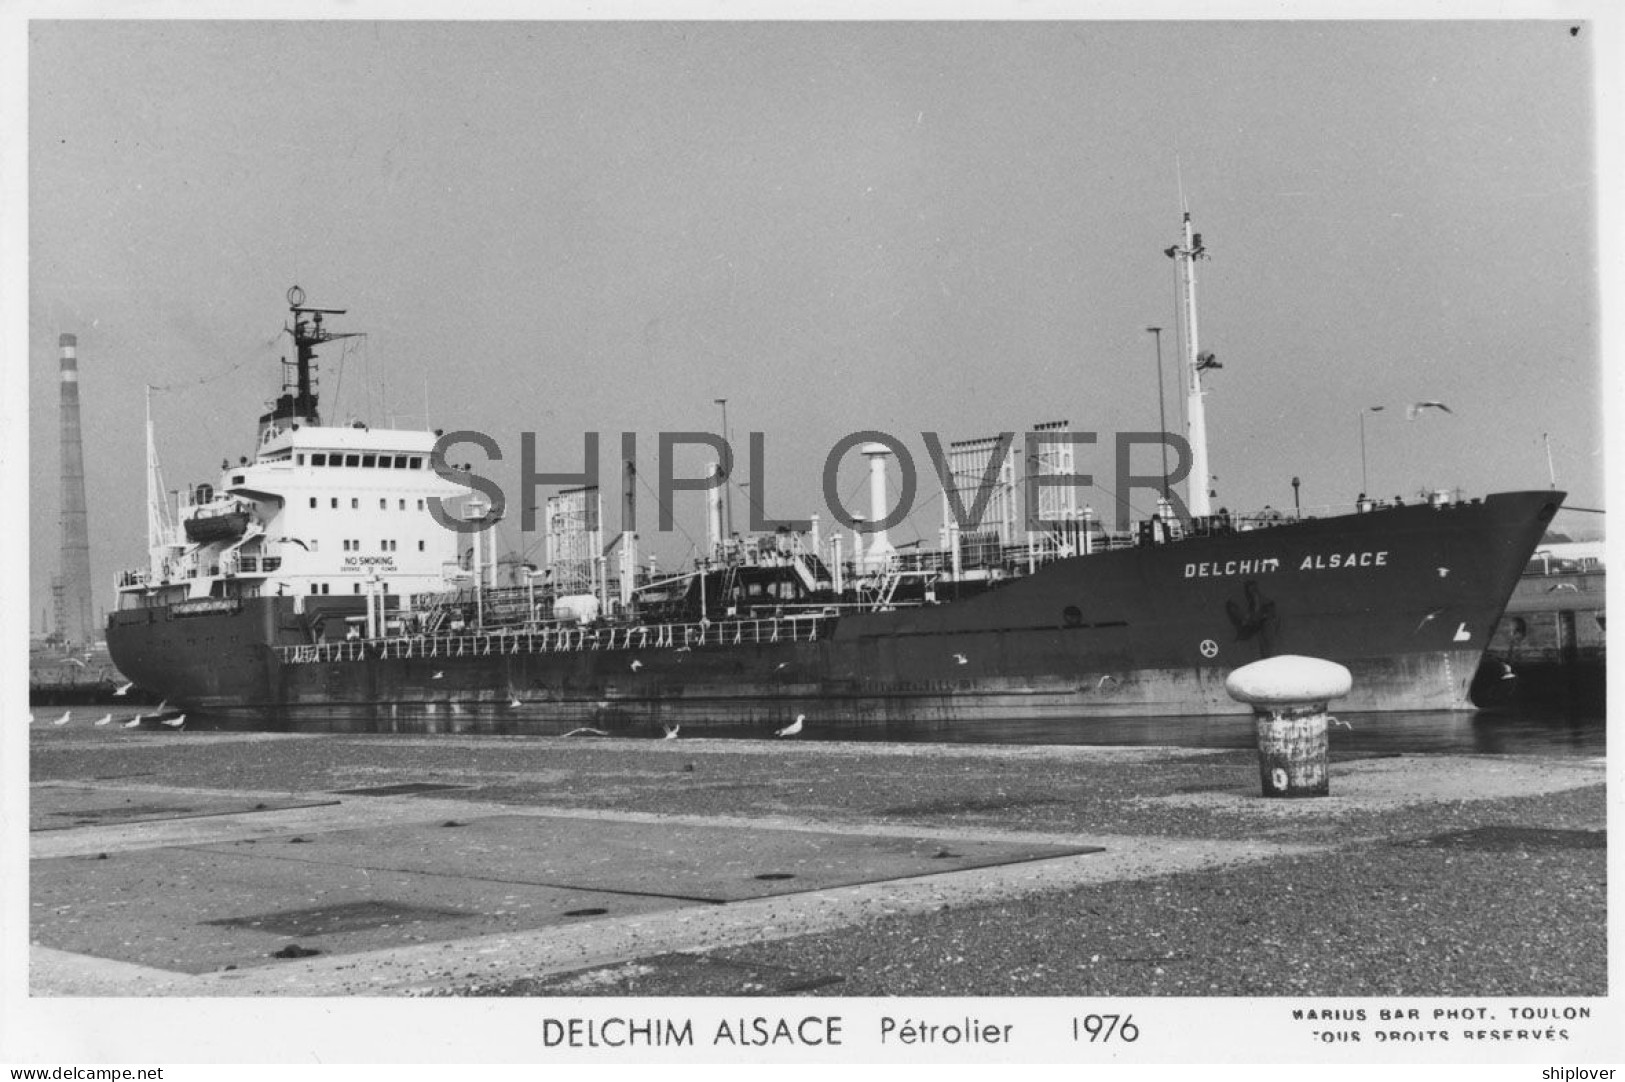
[27,725,1606,998]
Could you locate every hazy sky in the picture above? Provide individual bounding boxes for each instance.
[24,18,1605,625]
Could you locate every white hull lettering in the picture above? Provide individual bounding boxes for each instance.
[1184,557,1282,579]
[1297,551,1389,571]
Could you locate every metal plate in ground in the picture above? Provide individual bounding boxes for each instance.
[32,846,689,975]
[194,814,1103,902]
[30,786,340,832]
[206,899,476,937]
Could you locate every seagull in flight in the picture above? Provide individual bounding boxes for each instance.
[952,653,968,665]
[776,714,805,737]
[1406,401,1454,420]
[1414,608,1444,633]
[509,694,523,707]
[663,723,680,740]
[562,727,609,738]
[431,671,445,680]
[94,713,112,726]
[630,659,643,671]
[114,681,135,696]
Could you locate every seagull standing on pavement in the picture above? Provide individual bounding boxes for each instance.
[123,715,143,728]
[662,723,680,740]
[161,714,186,729]
[775,714,805,737]
[94,714,112,726]
[114,681,135,696]
[53,711,72,726]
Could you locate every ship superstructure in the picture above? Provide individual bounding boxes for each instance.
[114,289,464,646]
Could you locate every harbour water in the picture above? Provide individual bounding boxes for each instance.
[80,699,1604,758]
[830,702,1605,758]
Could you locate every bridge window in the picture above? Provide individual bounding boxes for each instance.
[310,497,317,508]
[311,453,326,466]
[351,498,359,509]
[362,455,376,468]
[409,456,423,469]
[345,454,360,467]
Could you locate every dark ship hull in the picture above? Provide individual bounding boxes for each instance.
[106,490,1561,734]
[1471,565,1605,712]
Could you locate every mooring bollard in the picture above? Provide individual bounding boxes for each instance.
[1224,655,1352,798]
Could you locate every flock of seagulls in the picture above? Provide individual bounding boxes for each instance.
[30,695,188,732]
[36,674,826,743]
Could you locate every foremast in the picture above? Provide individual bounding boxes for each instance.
[1167,213,1216,518]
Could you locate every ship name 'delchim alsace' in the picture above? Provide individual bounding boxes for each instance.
[105,220,1561,733]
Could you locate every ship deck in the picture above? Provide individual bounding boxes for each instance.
[28,721,1603,1008]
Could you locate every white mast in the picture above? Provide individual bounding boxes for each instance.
[145,386,173,565]
[1170,213,1214,518]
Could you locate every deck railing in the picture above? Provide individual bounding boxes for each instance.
[274,613,835,665]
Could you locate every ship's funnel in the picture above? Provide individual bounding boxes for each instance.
[706,462,725,558]
[863,442,896,569]
[57,333,95,648]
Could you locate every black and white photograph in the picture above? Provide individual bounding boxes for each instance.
[4,3,1618,1073]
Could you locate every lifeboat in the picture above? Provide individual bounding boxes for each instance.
[183,504,252,544]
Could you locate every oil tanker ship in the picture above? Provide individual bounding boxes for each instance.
[105,219,1561,733]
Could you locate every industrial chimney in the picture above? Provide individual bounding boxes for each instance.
[57,333,94,649]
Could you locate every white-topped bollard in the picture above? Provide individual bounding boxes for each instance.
[1225,655,1353,798]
